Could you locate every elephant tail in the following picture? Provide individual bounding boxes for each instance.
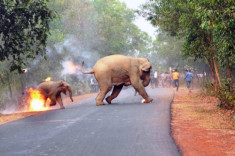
[81,61,94,74]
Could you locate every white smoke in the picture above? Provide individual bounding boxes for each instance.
[1,103,17,114]
[59,35,100,76]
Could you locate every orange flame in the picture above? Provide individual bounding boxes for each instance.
[68,61,80,73]
[61,61,81,75]
[27,88,49,111]
[44,77,51,82]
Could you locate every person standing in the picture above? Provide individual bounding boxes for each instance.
[184,69,194,92]
[172,69,180,91]
[150,71,155,88]
[153,70,158,87]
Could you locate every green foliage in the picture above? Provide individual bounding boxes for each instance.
[0,0,55,72]
[149,32,209,73]
[142,0,235,109]
[150,33,183,71]
[201,78,235,110]
[47,0,152,57]
[216,79,235,109]
[201,79,215,96]
[142,0,234,73]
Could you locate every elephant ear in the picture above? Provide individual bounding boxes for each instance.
[59,81,67,95]
[140,62,151,72]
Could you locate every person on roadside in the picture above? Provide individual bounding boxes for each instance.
[165,72,171,87]
[172,69,180,91]
[90,77,95,92]
[160,72,166,87]
[153,70,158,88]
[184,69,194,92]
[150,71,155,88]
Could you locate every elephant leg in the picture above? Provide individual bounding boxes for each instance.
[48,96,56,107]
[131,78,153,103]
[106,84,123,104]
[96,85,112,106]
[41,93,49,107]
[56,95,65,109]
[49,99,56,106]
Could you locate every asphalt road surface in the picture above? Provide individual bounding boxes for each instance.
[0,87,181,156]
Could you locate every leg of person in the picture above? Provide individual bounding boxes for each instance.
[187,81,190,89]
[176,79,179,91]
[173,80,177,89]
[191,80,194,90]
[188,81,192,92]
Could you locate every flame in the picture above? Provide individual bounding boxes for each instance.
[68,61,80,73]
[62,61,80,75]
[44,77,51,82]
[27,88,49,111]
[141,99,146,103]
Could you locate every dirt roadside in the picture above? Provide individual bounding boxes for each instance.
[171,87,235,156]
[0,93,97,125]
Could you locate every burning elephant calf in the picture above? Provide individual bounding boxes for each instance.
[27,80,73,111]
[81,54,153,106]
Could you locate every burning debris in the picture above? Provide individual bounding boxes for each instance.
[44,77,52,82]
[26,88,50,111]
[141,99,146,103]
[62,61,81,75]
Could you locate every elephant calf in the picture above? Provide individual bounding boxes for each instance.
[81,54,153,106]
[37,80,73,109]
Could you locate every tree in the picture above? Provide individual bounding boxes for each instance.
[141,0,235,89]
[0,0,55,72]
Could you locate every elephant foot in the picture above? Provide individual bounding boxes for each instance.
[105,97,112,104]
[50,102,56,106]
[96,102,105,106]
[142,98,153,103]
[60,106,65,109]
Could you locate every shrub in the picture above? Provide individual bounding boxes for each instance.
[216,79,235,110]
[201,79,215,96]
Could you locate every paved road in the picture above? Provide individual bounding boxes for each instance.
[0,88,181,156]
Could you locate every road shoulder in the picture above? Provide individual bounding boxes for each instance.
[171,87,235,155]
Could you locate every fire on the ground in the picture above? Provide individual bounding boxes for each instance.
[26,88,50,112]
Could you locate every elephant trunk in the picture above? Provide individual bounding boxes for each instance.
[68,86,73,102]
[143,74,151,87]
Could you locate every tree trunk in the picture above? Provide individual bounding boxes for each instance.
[6,72,13,99]
[20,73,26,95]
[0,74,5,84]
[212,49,221,87]
[207,57,217,91]
[207,35,221,88]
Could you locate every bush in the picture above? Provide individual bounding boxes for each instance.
[216,79,235,110]
[201,79,215,96]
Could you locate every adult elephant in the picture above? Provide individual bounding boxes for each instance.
[81,55,153,106]
[37,80,73,109]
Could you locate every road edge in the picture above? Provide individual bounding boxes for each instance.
[169,89,183,156]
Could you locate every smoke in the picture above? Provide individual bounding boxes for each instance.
[59,35,100,76]
[1,102,18,114]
